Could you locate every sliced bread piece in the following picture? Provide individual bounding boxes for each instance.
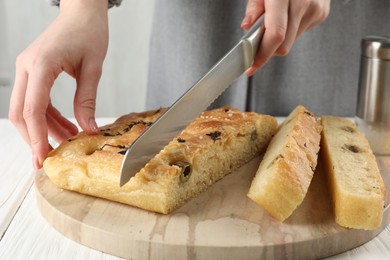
[320,116,386,230]
[247,105,322,221]
[43,106,278,214]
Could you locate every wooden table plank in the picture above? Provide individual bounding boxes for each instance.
[0,120,34,238]
[0,185,124,260]
[327,225,390,259]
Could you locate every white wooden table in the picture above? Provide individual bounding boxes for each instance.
[1,118,390,260]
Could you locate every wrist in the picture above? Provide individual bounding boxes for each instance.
[57,0,109,21]
[48,0,121,8]
[60,0,108,10]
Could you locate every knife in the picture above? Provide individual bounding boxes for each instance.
[119,16,265,186]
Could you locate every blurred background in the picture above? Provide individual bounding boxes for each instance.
[0,0,155,118]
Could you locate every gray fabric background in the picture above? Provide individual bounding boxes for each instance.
[146,0,390,116]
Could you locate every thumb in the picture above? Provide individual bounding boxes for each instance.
[74,63,102,134]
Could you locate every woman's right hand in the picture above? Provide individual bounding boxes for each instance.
[242,0,331,75]
[8,0,109,169]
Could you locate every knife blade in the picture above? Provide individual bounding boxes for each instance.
[119,16,265,186]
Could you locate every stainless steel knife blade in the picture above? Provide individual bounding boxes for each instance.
[119,16,265,186]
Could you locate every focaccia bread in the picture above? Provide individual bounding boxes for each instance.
[43,106,278,214]
[320,116,386,230]
[247,105,322,221]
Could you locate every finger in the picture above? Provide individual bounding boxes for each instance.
[8,65,31,145]
[242,0,264,29]
[74,62,101,135]
[246,0,289,75]
[23,66,57,169]
[47,103,79,135]
[47,103,78,143]
[295,18,312,40]
[296,1,331,39]
[275,1,308,56]
[46,111,74,143]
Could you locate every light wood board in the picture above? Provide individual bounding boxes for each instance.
[35,155,390,260]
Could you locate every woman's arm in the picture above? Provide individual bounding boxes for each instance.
[9,0,110,169]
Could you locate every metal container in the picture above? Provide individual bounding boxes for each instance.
[356,36,390,155]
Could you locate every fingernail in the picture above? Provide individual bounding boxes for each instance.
[69,125,79,136]
[89,117,99,133]
[33,155,41,170]
[245,67,257,76]
[241,16,251,29]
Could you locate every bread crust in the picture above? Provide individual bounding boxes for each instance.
[320,116,386,230]
[43,106,277,214]
[247,105,322,221]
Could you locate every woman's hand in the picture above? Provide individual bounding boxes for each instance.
[241,0,331,75]
[8,0,109,169]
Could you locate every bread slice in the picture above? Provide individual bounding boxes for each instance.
[320,116,386,230]
[247,105,322,221]
[43,106,277,214]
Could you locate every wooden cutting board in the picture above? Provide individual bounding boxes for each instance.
[35,155,390,260]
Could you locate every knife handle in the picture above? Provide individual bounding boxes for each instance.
[240,15,265,67]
